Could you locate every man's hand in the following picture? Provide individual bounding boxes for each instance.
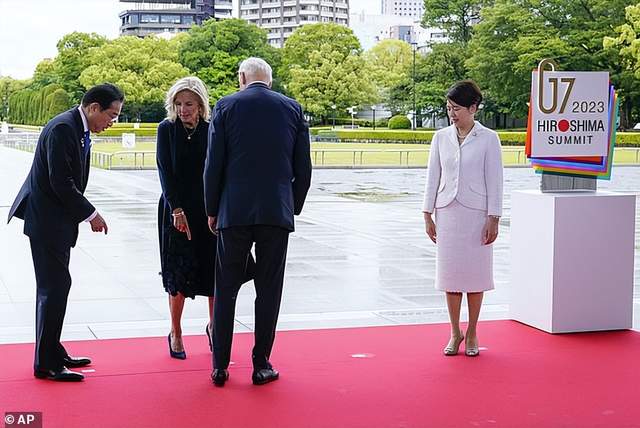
[90,212,108,235]
[208,216,218,235]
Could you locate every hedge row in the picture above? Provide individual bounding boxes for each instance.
[617,133,640,146]
[96,126,640,145]
[111,122,159,129]
[97,127,159,137]
[315,129,640,146]
[320,117,390,128]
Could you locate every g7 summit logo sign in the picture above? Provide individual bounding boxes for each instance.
[530,59,609,157]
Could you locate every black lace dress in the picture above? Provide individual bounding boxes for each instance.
[157,119,215,298]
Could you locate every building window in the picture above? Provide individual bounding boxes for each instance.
[140,14,160,23]
[183,15,194,25]
[160,15,181,24]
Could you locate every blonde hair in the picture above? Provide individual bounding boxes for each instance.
[165,76,211,122]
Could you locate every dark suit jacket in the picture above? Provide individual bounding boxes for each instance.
[204,83,312,231]
[7,107,95,248]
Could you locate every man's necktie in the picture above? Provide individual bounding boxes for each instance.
[83,131,91,158]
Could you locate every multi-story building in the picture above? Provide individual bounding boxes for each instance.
[239,0,350,48]
[350,10,445,51]
[381,0,424,19]
[119,0,233,37]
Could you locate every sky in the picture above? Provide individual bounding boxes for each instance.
[0,0,379,80]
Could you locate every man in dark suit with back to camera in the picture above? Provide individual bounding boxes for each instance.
[7,83,124,381]
[205,57,312,387]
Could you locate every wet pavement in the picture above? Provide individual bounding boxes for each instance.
[0,146,639,344]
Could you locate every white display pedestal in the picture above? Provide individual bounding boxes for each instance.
[510,190,636,333]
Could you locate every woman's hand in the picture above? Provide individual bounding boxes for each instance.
[424,212,436,244]
[482,216,499,245]
[172,208,192,241]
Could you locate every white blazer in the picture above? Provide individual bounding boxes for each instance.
[422,121,503,216]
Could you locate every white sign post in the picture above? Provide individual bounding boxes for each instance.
[122,133,136,149]
[530,61,609,158]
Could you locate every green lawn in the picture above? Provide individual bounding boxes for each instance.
[88,141,640,169]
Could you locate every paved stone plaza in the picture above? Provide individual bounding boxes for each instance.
[0,146,638,344]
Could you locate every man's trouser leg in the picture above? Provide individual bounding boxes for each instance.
[29,239,72,371]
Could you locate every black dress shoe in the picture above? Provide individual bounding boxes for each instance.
[34,367,84,382]
[211,369,228,387]
[252,367,279,385]
[63,355,91,368]
[168,334,186,360]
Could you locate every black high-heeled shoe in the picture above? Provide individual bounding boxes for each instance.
[205,325,213,353]
[168,334,186,360]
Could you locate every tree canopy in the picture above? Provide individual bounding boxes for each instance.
[179,18,280,100]
[282,23,375,120]
[53,32,108,102]
[288,44,376,119]
[422,0,492,44]
[79,36,189,121]
[0,76,29,121]
[365,39,414,98]
[604,3,640,127]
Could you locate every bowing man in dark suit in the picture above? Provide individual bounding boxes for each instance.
[205,57,312,387]
[7,84,124,381]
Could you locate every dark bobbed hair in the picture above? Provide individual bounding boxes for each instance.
[81,83,124,110]
[446,80,483,109]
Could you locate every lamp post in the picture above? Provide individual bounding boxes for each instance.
[331,104,336,129]
[347,106,357,128]
[371,105,376,130]
[411,42,418,130]
[412,42,418,130]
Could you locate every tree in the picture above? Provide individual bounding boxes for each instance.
[7,84,71,125]
[387,42,468,118]
[46,88,72,118]
[422,0,493,44]
[179,18,280,101]
[466,0,638,124]
[53,32,108,103]
[0,77,29,121]
[79,36,189,121]
[416,42,469,118]
[466,0,549,120]
[31,59,58,89]
[604,3,640,128]
[364,39,413,101]
[280,23,361,86]
[287,44,376,120]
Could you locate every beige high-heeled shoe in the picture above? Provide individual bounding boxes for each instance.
[443,333,464,356]
[465,336,480,357]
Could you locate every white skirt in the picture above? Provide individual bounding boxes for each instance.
[435,199,494,293]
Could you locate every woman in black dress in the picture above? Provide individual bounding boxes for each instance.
[157,76,221,359]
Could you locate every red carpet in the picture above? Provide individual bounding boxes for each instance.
[0,321,639,428]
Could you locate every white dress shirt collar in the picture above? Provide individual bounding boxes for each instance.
[77,106,89,133]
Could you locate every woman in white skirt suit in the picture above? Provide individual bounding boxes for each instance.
[422,80,503,357]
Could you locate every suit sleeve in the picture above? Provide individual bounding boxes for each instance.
[156,122,182,211]
[485,132,504,217]
[204,102,227,216]
[46,124,95,223]
[422,133,441,213]
[292,104,312,215]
